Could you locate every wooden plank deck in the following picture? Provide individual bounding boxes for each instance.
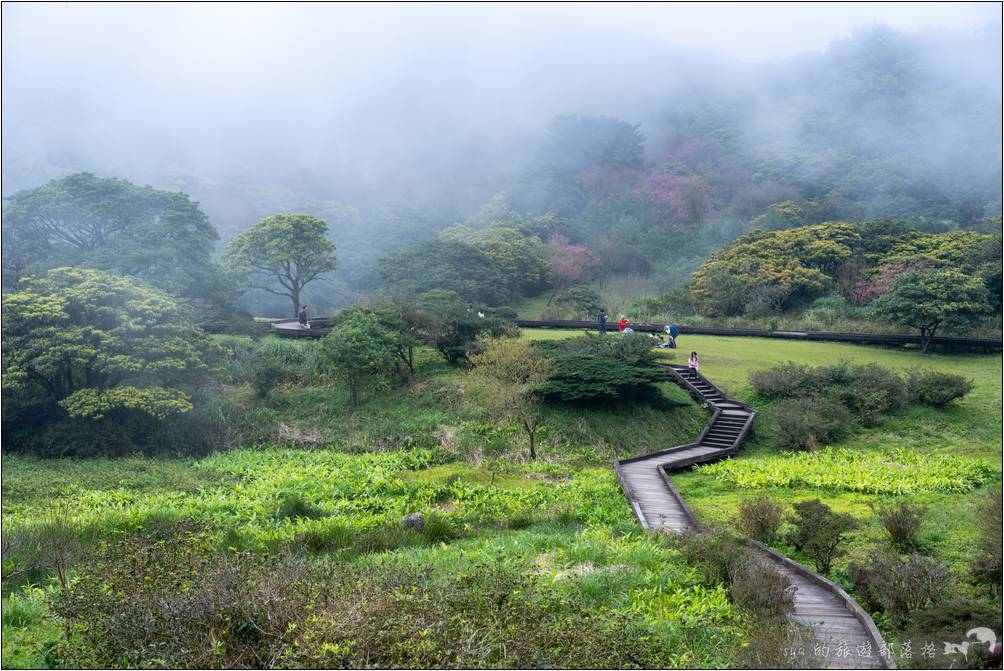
[614,365,895,669]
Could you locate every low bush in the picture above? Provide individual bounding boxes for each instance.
[273,492,328,521]
[749,362,825,398]
[735,621,817,669]
[907,596,1002,668]
[537,333,666,404]
[970,488,1003,591]
[838,363,906,427]
[736,496,784,542]
[53,526,680,669]
[678,526,750,584]
[787,499,856,574]
[905,369,974,406]
[773,396,850,451]
[871,501,926,551]
[729,558,795,621]
[848,550,952,628]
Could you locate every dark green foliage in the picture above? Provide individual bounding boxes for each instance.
[332,303,420,376]
[223,213,337,318]
[871,268,993,352]
[971,488,1003,591]
[871,501,926,552]
[553,285,602,318]
[378,239,511,306]
[905,369,974,406]
[1,173,236,322]
[313,314,400,406]
[537,333,665,403]
[414,290,516,365]
[848,551,952,628]
[273,492,327,521]
[787,499,856,574]
[753,361,965,444]
[773,396,851,451]
[750,362,829,398]
[737,496,785,543]
[836,363,906,427]
[906,597,1002,669]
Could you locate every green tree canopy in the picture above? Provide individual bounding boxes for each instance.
[1,173,232,320]
[2,267,213,419]
[691,223,861,317]
[439,225,551,298]
[413,290,516,365]
[377,239,510,306]
[870,268,993,352]
[313,313,398,407]
[223,213,337,317]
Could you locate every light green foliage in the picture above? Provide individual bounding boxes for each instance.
[223,213,336,317]
[2,267,212,419]
[58,387,193,420]
[871,268,993,351]
[469,336,553,459]
[314,314,399,406]
[691,223,860,316]
[695,447,992,495]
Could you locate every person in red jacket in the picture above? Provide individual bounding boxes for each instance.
[618,317,629,333]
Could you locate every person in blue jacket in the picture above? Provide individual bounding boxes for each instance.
[664,323,679,348]
[598,308,608,334]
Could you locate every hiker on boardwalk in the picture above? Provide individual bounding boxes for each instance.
[618,316,629,333]
[598,308,608,334]
[688,351,700,380]
[298,305,309,328]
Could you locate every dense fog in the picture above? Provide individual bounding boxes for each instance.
[3,3,1001,314]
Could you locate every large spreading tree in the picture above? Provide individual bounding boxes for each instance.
[223,213,337,317]
[870,268,993,352]
[1,173,231,320]
[2,267,213,422]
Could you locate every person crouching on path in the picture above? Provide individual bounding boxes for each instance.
[618,317,629,333]
[688,351,699,380]
[598,308,608,334]
[298,305,309,328]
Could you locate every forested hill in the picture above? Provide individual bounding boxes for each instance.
[3,25,1001,317]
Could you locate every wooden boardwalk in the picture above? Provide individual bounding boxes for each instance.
[615,365,895,669]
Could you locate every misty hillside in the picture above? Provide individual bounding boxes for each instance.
[2,7,1001,316]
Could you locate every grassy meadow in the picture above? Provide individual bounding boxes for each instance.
[2,329,1000,667]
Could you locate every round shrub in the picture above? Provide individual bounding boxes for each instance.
[905,369,974,406]
[772,396,851,451]
[737,496,785,542]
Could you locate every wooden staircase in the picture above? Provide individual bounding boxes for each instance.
[614,364,895,669]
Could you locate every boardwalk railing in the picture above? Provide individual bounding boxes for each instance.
[266,316,1001,351]
[514,319,1001,351]
[614,365,896,669]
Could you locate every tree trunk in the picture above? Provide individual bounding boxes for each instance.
[527,424,538,460]
[291,286,301,318]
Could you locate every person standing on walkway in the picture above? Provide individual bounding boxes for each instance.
[598,308,608,334]
[618,316,629,333]
[298,305,309,328]
[688,351,700,380]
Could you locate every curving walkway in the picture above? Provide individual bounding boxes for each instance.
[615,364,895,669]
